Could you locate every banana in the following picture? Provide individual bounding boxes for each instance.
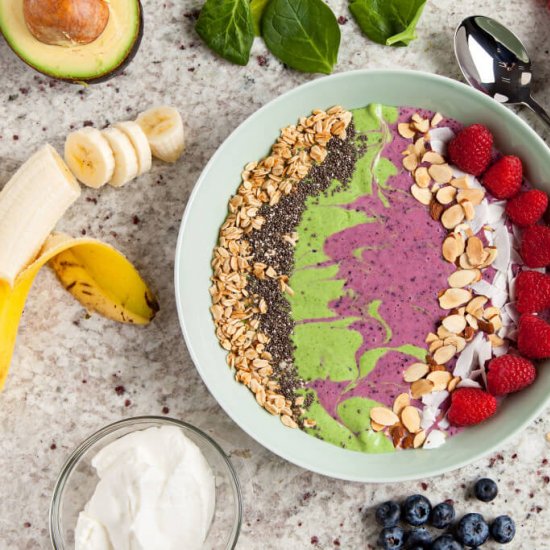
[0,232,159,390]
[101,127,139,187]
[0,144,80,286]
[64,127,115,188]
[114,121,152,176]
[136,106,185,163]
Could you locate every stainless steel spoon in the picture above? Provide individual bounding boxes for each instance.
[454,15,550,129]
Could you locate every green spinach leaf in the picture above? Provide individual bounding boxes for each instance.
[250,0,271,36]
[349,0,427,47]
[262,0,340,74]
[195,0,255,65]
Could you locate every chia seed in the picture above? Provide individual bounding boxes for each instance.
[247,123,358,416]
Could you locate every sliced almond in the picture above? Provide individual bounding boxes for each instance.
[430,364,447,372]
[437,325,454,339]
[429,163,453,184]
[479,247,498,268]
[425,332,438,343]
[465,236,484,266]
[442,314,467,334]
[391,425,406,447]
[444,335,466,353]
[393,393,410,416]
[422,151,445,165]
[403,154,418,172]
[413,118,430,133]
[458,306,466,315]
[433,344,457,364]
[402,144,416,155]
[429,339,444,353]
[461,200,475,221]
[478,319,495,334]
[398,123,416,139]
[439,288,472,309]
[484,306,500,320]
[448,269,479,288]
[457,188,485,206]
[427,370,452,392]
[411,113,423,123]
[465,313,479,330]
[402,434,415,449]
[404,362,430,382]
[441,204,465,229]
[414,166,431,188]
[450,176,470,189]
[466,295,488,315]
[370,407,400,426]
[488,334,506,347]
[411,184,432,205]
[414,137,427,156]
[401,406,421,433]
[436,186,457,205]
[430,199,445,221]
[411,379,434,399]
[491,315,503,331]
[442,235,461,263]
[371,420,386,432]
[448,376,461,392]
[413,430,427,448]
[459,253,474,269]
[431,112,443,127]
[464,326,475,341]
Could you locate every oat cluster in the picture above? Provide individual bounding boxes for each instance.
[210,106,352,428]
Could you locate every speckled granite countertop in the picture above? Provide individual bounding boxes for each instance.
[1,1,550,548]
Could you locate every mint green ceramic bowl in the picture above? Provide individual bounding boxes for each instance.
[175,70,550,482]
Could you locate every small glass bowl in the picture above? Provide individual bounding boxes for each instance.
[49,416,242,549]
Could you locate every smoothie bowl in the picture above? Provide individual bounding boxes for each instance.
[175,71,550,481]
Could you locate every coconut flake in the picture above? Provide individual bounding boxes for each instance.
[484,229,495,246]
[438,417,450,430]
[492,271,508,292]
[510,248,523,265]
[493,226,512,272]
[469,200,489,235]
[429,127,455,143]
[457,378,482,389]
[504,302,520,324]
[477,336,492,371]
[430,140,445,155]
[493,343,510,357]
[420,407,437,431]
[487,201,506,224]
[423,430,447,449]
[524,266,546,273]
[422,390,450,409]
[453,333,483,378]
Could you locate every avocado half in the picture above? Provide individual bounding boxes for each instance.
[0,0,143,83]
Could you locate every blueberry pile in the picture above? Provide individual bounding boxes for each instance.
[375,478,515,549]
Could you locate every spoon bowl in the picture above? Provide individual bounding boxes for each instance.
[455,15,550,128]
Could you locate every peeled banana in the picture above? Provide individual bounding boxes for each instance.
[114,121,152,176]
[136,106,185,163]
[102,127,139,187]
[64,127,115,188]
[0,232,159,390]
[0,144,80,286]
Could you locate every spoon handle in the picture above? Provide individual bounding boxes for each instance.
[524,96,550,130]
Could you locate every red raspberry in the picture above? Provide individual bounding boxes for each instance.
[447,388,497,427]
[447,124,493,176]
[506,189,548,227]
[518,314,550,359]
[520,225,550,268]
[487,354,536,396]
[516,270,550,314]
[482,156,523,199]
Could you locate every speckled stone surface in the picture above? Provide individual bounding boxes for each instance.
[1,1,550,548]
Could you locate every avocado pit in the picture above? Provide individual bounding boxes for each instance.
[23,0,109,46]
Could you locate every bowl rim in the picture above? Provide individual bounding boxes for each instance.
[174,68,550,482]
[48,415,243,549]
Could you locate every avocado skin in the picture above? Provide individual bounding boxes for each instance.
[0,0,143,84]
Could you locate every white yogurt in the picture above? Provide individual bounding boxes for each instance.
[75,425,216,550]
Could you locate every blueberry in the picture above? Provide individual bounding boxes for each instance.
[490,515,515,543]
[377,526,405,549]
[376,501,401,528]
[405,527,432,548]
[402,494,432,526]
[474,478,498,502]
[456,513,489,547]
[431,502,456,529]
[432,534,463,550]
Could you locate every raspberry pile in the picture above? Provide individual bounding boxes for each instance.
[375,478,515,549]
[443,123,550,428]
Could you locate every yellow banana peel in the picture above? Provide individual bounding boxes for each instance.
[0,232,159,390]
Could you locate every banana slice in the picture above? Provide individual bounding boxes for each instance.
[64,127,115,188]
[0,144,80,286]
[101,127,139,187]
[136,106,185,163]
[114,121,152,176]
